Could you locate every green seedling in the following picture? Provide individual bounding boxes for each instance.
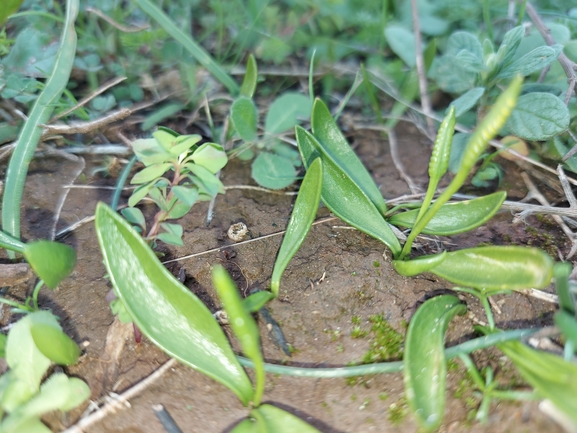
[122,128,227,247]
[0,310,89,433]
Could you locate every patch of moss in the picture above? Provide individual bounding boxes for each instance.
[387,397,408,425]
[362,314,404,363]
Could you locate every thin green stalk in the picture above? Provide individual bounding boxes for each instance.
[133,0,239,96]
[516,0,528,26]
[0,230,25,253]
[480,294,496,330]
[31,279,44,311]
[237,328,538,377]
[111,155,137,210]
[489,390,536,400]
[0,297,30,311]
[1,0,78,244]
[458,354,486,390]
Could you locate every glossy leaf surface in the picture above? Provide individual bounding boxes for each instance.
[271,157,322,296]
[389,192,506,235]
[397,246,553,291]
[296,127,401,256]
[95,202,253,405]
[497,339,577,425]
[404,295,466,431]
[24,241,76,289]
[310,99,387,215]
[212,266,263,406]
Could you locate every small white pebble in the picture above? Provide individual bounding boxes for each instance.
[228,222,248,242]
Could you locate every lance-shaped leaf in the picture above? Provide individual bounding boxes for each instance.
[389,192,506,235]
[404,295,466,431]
[271,157,322,296]
[240,54,258,99]
[395,246,554,292]
[496,338,577,425]
[497,45,563,79]
[94,202,254,405]
[296,127,401,256]
[231,98,258,142]
[212,266,264,406]
[310,99,388,215]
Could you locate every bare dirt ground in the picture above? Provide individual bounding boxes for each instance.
[0,123,566,432]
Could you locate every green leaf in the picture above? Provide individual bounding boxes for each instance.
[242,291,275,313]
[190,142,228,173]
[271,157,322,296]
[2,417,51,433]
[264,93,311,134]
[240,54,258,98]
[94,202,254,405]
[132,138,172,166]
[212,266,261,406]
[497,45,563,79]
[0,0,23,25]
[404,295,466,431]
[121,207,146,229]
[23,241,76,289]
[496,339,577,425]
[30,324,80,366]
[187,163,225,196]
[170,134,201,157]
[506,92,569,140]
[496,26,525,70]
[310,99,388,215]
[130,163,172,185]
[384,24,415,68]
[158,223,183,246]
[231,98,258,142]
[446,32,483,61]
[554,311,577,350]
[447,87,485,117]
[165,200,193,220]
[393,251,448,277]
[430,55,477,93]
[389,192,506,236]
[554,262,575,315]
[0,334,6,358]
[398,246,554,292]
[133,0,239,95]
[128,182,157,207]
[247,404,322,432]
[296,127,401,256]
[1,0,78,242]
[251,153,297,190]
[171,185,198,207]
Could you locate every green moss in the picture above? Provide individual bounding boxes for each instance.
[373,260,380,268]
[387,397,408,425]
[379,392,388,401]
[351,326,368,339]
[361,314,403,363]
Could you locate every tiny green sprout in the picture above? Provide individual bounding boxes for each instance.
[379,392,389,401]
[373,260,380,268]
[388,398,408,425]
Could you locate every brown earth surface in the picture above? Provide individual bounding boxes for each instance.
[0,123,567,433]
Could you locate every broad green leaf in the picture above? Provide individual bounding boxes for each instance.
[121,207,146,229]
[384,24,415,68]
[296,127,401,256]
[94,202,253,405]
[446,32,483,61]
[496,339,577,425]
[497,45,563,79]
[554,311,577,350]
[496,26,525,70]
[240,54,258,98]
[169,134,201,157]
[251,153,296,190]
[130,163,172,185]
[24,241,76,289]
[242,291,275,313]
[132,137,172,166]
[172,185,199,207]
[400,246,554,292]
[264,93,311,134]
[389,192,506,235]
[249,404,322,432]
[506,92,569,140]
[212,266,262,406]
[231,98,258,142]
[190,142,228,173]
[58,377,90,411]
[430,55,477,93]
[30,324,80,366]
[5,312,55,407]
[404,295,466,431]
[2,417,51,433]
[310,99,388,215]
[271,158,322,296]
[187,163,225,196]
[447,87,485,117]
[128,181,157,207]
[0,0,23,25]
[165,200,193,220]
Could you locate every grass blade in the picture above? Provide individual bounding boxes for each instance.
[133,0,239,95]
[1,0,78,241]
